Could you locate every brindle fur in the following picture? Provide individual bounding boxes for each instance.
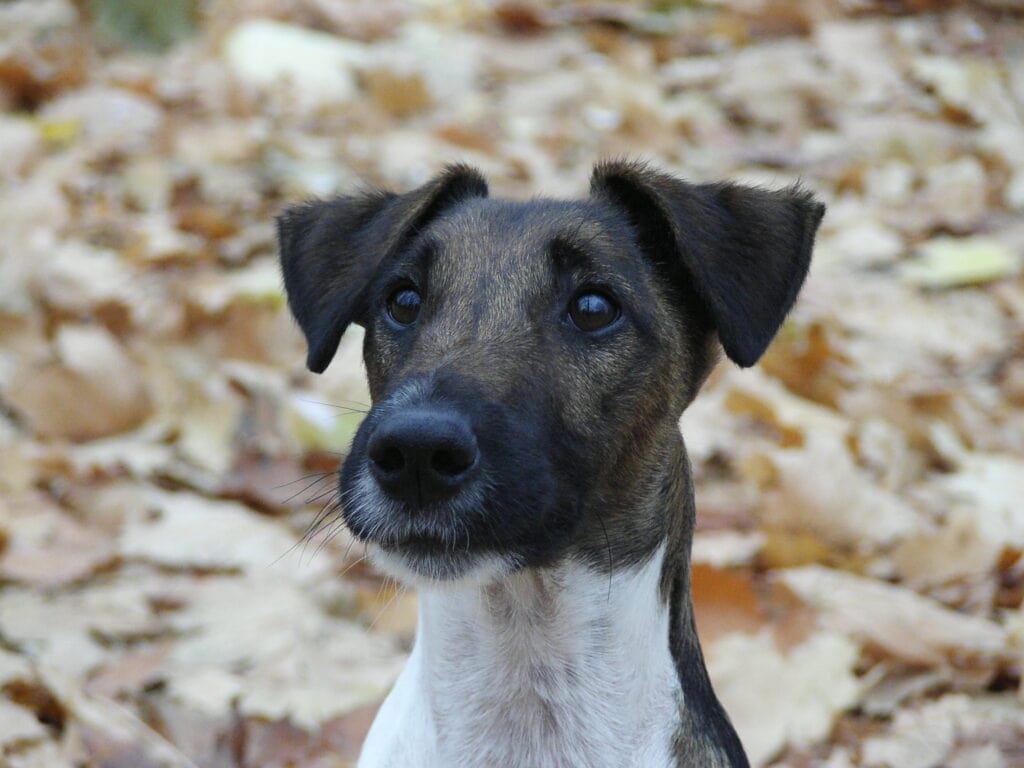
[277,161,825,766]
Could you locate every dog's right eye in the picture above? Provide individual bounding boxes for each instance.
[387,288,421,326]
[568,291,619,333]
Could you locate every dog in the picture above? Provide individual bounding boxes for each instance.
[277,161,825,768]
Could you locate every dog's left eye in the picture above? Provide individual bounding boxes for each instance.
[568,291,619,332]
[387,288,422,326]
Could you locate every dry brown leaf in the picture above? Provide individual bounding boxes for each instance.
[861,694,1024,768]
[119,488,328,583]
[692,564,766,645]
[724,367,850,445]
[159,576,405,729]
[859,666,951,718]
[0,698,48,747]
[755,433,923,552]
[936,452,1024,550]
[691,530,765,568]
[61,430,177,478]
[911,55,1018,125]
[173,378,242,476]
[7,324,152,442]
[0,506,117,588]
[780,566,1009,665]
[39,665,200,768]
[0,647,34,686]
[0,577,158,677]
[0,116,44,177]
[5,740,74,768]
[39,85,163,152]
[893,510,1002,588]
[128,212,207,263]
[32,240,137,321]
[708,630,861,768]
[364,68,432,117]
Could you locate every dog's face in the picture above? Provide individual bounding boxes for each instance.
[278,163,823,583]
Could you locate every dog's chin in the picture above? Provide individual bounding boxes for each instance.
[367,542,518,589]
[341,468,527,588]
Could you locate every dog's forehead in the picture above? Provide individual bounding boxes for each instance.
[422,198,625,274]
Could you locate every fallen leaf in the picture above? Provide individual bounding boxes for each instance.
[159,575,405,730]
[709,630,861,767]
[189,258,285,314]
[6,324,152,441]
[724,367,850,446]
[903,237,1020,288]
[893,510,1002,588]
[691,530,765,568]
[0,116,43,176]
[780,566,1009,665]
[5,740,74,768]
[0,505,118,588]
[0,698,48,747]
[0,647,34,686]
[937,452,1024,550]
[911,55,1017,125]
[40,665,200,768]
[222,19,365,106]
[755,433,923,552]
[120,488,328,583]
[32,240,137,321]
[0,580,155,677]
[364,68,432,117]
[949,744,1008,768]
[173,378,242,476]
[862,694,1024,768]
[692,564,766,644]
[39,85,163,151]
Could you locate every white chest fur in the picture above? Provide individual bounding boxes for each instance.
[358,546,681,768]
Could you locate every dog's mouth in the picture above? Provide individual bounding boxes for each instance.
[378,531,462,557]
[367,525,515,585]
[337,465,498,581]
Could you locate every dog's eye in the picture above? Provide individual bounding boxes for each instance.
[387,288,421,326]
[568,291,619,332]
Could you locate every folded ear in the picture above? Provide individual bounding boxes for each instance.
[277,164,488,373]
[591,161,825,367]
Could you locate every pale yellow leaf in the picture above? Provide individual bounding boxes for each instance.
[903,237,1020,288]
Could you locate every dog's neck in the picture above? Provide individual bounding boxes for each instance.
[365,546,680,768]
[358,450,748,768]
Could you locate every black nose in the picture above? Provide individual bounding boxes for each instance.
[367,409,479,508]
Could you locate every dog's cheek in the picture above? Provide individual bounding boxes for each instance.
[559,332,656,457]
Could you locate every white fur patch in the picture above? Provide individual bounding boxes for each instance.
[358,546,680,768]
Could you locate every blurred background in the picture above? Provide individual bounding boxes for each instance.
[1,0,1023,766]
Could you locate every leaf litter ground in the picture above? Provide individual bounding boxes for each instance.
[1,1,1024,766]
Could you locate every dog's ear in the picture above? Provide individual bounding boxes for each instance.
[277,164,488,373]
[591,161,825,367]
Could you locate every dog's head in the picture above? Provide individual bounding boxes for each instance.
[278,162,824,583]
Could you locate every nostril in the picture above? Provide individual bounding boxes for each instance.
[376,446,405,473]
[431,446,476,477]
[366,409,479,504]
